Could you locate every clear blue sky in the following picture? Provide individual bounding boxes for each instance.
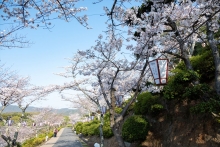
[0,1,141,109]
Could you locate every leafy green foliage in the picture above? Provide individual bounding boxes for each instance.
[74,115,113,138]
[163,47,216,101]
[123,97,135,112]
[177,50,215,83]
[163,69,200,99]
[190,99,220,114]
[22,131,54,147]
[81,120,99,136]
[102,120,113,138]
[74,122,83,134]
[115,107,123,114]
[0,112,33,126]
[122,115,149,142]
[134,91,164,115]
[190,51,215,83]
[21,127,58,147]
[183,83,216,100]
[151,104,164,113]
[102,112,113,138]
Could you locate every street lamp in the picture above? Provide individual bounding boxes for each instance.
[116,95,123,107]
[149,57,168,85]
[99,105,106,147]
[101,106,106,114]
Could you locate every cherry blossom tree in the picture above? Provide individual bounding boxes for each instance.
[1,0,219,146]
[62,93,98,116]
[0,0,89,49]
[69,112,82,124]
[0,64,60,146]
[17,89,42,117]
[121,0,219,86]
[17,84,59,116]
[0,64,33,146]
[56,31,153,146]
[0,64,30,118]
[31,107,64,129]
[56,0,220,146]
[0,107,64,147]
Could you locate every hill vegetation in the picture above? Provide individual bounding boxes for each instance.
[0,105,79,116]
[74,44,220,147]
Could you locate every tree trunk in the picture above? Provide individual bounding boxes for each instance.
[110,119,126,147]
[182,47,194,70]
[109,88,126,147]
[167,17,194,70]
[206,18,220,95]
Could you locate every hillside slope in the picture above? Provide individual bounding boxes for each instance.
[0,105,78,115]
[141,99,220,147]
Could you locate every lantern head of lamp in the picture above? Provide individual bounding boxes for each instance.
[149,57,168,85]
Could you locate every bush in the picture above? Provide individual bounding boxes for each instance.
[22,128,55,147]
[22,138,35,147]
[103,120,113,138]
[74,122,83,134]
[122,115,149,142]
[115,107,123,114]
[183,83,216,100]
[81,120,99,136]
[11,115,20,123]
[163,69,200,100]
[74,113,113,138]
[134,91,163,115]
[190,99,220,114]
[177,49,215,83]
[32,137,44,146]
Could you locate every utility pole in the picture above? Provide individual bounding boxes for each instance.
[99,113,104,147]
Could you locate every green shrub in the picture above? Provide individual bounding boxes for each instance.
[122,115,149,142]
[183,83,216,100]
[74,113,113,138]
[115,107,123,114]
[22,128,55,147]
[81,120,100,136]
[190,51,215,83]
[151,104,164,113]
[74,122,83,134]
[22,137,45,147]
[176,50,215,83]
[32,137,44,146]
[134,92,163,115]
[11,116,20,123]
[22,138,35,147]
[190,99,220,114]
[48,131,54,138]
[102,112,113,138]
[123,97,135,112]
[163,69,200,100]
[103,120,113,138]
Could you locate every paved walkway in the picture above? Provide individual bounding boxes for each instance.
[40,128,83,147]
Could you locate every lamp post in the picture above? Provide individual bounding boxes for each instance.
[99,105,106,147]
[116,95,123,107]
[149,57,168,85]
